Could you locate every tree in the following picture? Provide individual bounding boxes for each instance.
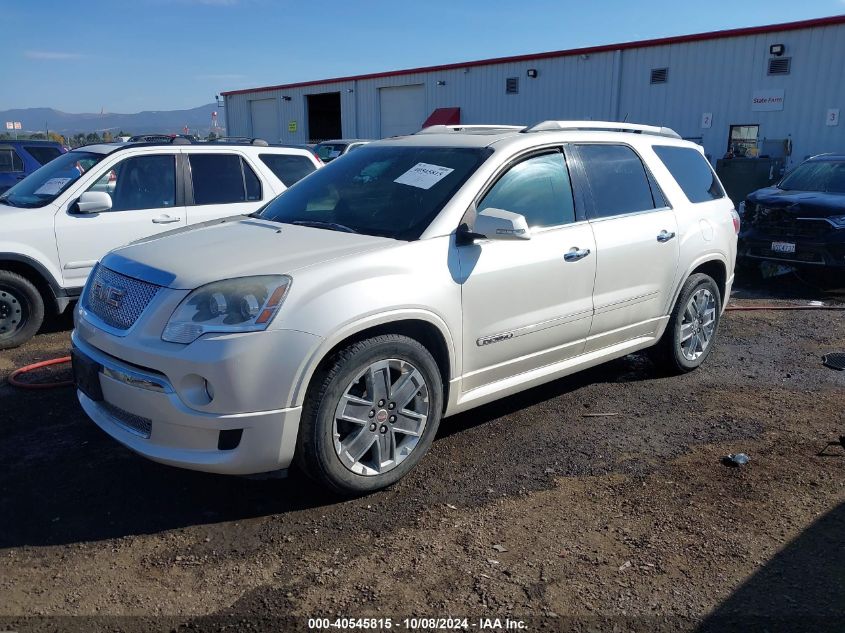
[102,131,113,143]
[48,132,65,145]
[85,132,101,144]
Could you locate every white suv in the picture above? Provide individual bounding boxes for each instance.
[71,122,739,494]
[0,139,321,349]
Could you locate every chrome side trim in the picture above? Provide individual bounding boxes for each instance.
[476,309,592,346]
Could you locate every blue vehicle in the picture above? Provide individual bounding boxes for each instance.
[0,140,67,193]
[738,154,845,271]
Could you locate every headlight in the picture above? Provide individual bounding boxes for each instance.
[162,275,292,344]
[828,215,845,228]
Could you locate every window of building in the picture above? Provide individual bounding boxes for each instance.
[576,144,658,218]
[189,154,262,205]
[478,152,575,228]
[653,145,725,203]
[727,125,759,157]
[259,154,317,186]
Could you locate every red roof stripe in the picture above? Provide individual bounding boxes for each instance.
[221,15,845,96]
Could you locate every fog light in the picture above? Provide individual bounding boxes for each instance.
[217,429,243,451]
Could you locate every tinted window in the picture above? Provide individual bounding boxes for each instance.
[314,143,347,162]
[189,154,262,205]
[478,152,575,228]
[25,146,62,165]
[577,144,656,218]
[259,154,316,186]
[0,149,24,172]
[101,155,176,212]
[779,160,845,194]
[259,145,491,240]
[653,145,723,203]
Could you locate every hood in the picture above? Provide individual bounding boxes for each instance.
[103,216,396,289]
[747,186,845,218]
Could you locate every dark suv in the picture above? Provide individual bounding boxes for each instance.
[738,154,845,270]
[0,140,67,193]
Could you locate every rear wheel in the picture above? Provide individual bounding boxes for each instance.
[295,334,443,495]
[650,273,721,374]
[0,270,44,350]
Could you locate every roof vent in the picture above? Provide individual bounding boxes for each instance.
[768,57,791,75]
[650,68,668,84]
[506,77,519,94]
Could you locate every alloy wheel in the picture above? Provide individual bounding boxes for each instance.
[679,288,716,361]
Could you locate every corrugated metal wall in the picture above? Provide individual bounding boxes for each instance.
[225,21,845,168]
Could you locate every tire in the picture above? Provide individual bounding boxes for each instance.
[295,334,443,496]
[650,273,722,374]
[0,270,45,351]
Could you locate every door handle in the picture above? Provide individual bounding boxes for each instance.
[152,215,181,224]
[15,175,25,180]
[564,247,591,262]
[656,230,676,243]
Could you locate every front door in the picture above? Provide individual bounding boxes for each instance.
[457,150,596,392]
[572,143,679,352]
[55,152,185,287]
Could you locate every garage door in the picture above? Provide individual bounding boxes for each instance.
[250,98,280,143]
[379,85,425,138]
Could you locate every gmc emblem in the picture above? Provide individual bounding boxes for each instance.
[92,281,126,308]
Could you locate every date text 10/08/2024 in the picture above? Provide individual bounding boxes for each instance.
[307,617,528,630]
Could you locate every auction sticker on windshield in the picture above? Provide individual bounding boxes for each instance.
[34,177,72,196]
[394,163,454,190]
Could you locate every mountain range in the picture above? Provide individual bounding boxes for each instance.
[0,104,220,136]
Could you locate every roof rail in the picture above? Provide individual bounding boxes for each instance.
[416,124,525,135]
[209,136,269,146]
[523,120,681,139]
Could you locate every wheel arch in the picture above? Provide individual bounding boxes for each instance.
[0,252,67,314]
[291,310,456,413]
[668,255,729,314]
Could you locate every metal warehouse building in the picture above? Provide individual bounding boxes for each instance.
[222,15,845,168]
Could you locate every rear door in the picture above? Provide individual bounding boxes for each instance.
[571,143,679,352]
[184,152,269,224]
[458,149,596,391]
[55,151,186,286]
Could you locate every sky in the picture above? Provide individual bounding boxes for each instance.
[1,0,843,113]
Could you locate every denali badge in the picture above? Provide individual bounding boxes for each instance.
[477,332,514,346]
[92,281,126,308]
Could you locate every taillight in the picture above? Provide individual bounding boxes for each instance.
[730,209,741,234]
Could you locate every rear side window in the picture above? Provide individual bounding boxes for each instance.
[25,146,62,165]
[0,148,24,172]
[478,152,575,228]
[189,154,262,205]
[259,154,316,187]
[653,145,724,203]
[576,144,657,218]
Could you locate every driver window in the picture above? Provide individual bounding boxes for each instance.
[478,152,575,228]
[88,155,176,211]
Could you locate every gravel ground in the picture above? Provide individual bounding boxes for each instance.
[1,273,844,633]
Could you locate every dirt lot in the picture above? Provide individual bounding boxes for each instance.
[1,273,844,633]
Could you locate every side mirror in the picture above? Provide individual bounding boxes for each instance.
[471,208,531,240]
[76,191,112,214]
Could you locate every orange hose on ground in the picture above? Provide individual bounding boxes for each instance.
[7,356,73,389]
[726,305,845,311]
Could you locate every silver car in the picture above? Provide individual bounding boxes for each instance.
[72,121,739,494]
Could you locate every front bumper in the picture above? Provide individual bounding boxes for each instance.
[72,327,316,475]
[738,234,845,268]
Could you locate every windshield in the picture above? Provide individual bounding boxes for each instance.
[0,151,105,208]
[258,145,492,240]
[314,143,348,162]
[779,160,845,194]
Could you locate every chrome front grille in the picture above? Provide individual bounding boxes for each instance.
[83,265,161,331]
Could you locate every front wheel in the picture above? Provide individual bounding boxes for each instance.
[0,270,45,351]
[295,334,443,495]
[650,273,722,374]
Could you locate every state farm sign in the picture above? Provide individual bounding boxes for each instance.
[751,89,785,112]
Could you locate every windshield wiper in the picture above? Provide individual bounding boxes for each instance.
[290,220,358,234]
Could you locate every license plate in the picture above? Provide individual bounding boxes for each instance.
[771,241,796,254]
[71,348,103,401]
